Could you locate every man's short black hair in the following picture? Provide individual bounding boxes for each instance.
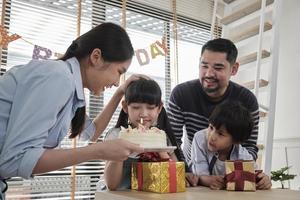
[201,38,238,65]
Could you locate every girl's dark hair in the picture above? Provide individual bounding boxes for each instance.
[115,78,186,163]
[60,22,134,62]
[65,22,134,139]
[115,78,161,128]
[209,100,254,143]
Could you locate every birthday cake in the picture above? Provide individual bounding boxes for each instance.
[118,125,167,148]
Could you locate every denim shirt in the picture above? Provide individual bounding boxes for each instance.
[0,57,95,179]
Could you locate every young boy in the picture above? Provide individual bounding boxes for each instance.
[190,100,272,190]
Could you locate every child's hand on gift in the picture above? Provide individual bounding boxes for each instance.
[198,175,225,189]
[208,175,225,190]
[256,172,272,190]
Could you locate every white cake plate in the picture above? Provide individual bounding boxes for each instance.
[129,146,177,158]
[143,146,177,152]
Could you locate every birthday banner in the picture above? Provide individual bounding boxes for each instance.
[0,25,167,66]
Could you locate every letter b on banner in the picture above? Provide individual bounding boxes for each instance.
[32,45,52,60]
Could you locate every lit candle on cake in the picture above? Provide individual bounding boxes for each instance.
[138,118,146,133]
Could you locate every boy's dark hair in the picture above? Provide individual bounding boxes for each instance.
[201,38,238,65]
[64,22,134,139]
[209,100,254,143]
[115,78,185,163]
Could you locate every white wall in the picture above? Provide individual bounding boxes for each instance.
[274,0,300,139]
[272,138,300,189]
[271,0,300,189]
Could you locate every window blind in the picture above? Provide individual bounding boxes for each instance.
[2,0,213,199]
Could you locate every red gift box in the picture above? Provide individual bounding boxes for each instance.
[131,153,185,193]
[225,160,256,191]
